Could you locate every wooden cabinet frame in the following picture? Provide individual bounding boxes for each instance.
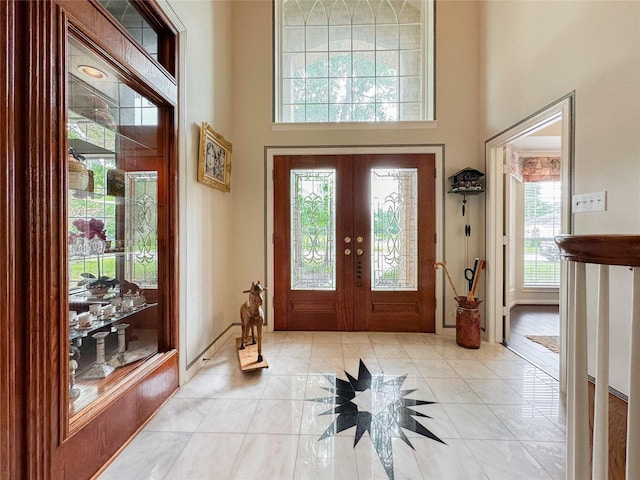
[1,3,19,478]
[1,1,180,478]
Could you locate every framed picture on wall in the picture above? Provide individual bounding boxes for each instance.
[198,122,232,192]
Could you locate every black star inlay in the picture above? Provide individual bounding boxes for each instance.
[308,359,446,480]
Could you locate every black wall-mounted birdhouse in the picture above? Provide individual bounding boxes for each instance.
[448,167,485,195]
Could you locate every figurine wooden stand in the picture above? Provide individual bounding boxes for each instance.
[236,281,268,371]
[235,337,268,371]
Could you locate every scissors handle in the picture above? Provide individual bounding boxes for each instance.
[464,268,474,291]
[465,259,480,292]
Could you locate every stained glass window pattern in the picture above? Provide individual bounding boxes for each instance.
[125,172,159,288]
[370,168,417,290]
[276,0,432,123]
[291,169,337,290]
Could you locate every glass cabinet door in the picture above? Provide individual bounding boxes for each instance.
[66,35,165,418]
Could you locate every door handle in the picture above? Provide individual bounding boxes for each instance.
[356,248,364,256]
[344,236,352,243]
[344,248,352,256]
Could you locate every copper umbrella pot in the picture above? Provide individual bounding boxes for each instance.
[455,296,482,349]
[435,260,485,349]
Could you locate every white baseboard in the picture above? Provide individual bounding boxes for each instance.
[184,326,241,384]
[512,300,559,306]
[440,328,456,337]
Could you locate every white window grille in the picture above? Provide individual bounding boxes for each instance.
[274,0,434,123]
[523,181,561,287]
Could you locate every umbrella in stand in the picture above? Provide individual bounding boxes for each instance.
[468,259,486,301]
[434,261,460,299]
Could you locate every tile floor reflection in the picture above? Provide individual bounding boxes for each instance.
[509,305,560,380]
[99,332,566,480]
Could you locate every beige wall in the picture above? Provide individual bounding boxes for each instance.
[170,0,237,375]
[481,0,640,234]
[481,0,640,393]
[170,0,640,390]
[231,0,485,329]
[170,0,640,388]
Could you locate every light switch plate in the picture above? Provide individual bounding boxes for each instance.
[573,191,607,213]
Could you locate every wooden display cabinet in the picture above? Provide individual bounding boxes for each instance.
[0,1,180,478]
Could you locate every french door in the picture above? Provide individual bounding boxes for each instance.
[274,154,435,332]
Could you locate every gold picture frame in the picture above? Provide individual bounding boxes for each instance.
[198,122,232,192]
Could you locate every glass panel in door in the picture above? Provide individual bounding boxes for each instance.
[370,168,418,291]
[290,169,336,290]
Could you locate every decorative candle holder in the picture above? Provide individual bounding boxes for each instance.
[109,323,130,368]
[82,331,115,379]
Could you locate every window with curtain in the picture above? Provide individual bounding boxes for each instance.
[274,0,434,123]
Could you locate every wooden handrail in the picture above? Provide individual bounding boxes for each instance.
[555,234,640,267]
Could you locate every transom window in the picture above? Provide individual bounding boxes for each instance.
[274,0,434,123]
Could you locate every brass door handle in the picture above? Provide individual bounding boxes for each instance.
[345,248,352,256]
[344,236,352,243]
[356,248,364,256]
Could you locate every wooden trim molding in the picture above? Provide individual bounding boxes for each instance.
[164,108,180,352]
[57,352,178,479]
[58,0,177,104]
[0,2,18,478]
[21,1,63,477]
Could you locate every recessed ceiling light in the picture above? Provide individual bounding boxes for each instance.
[78,65,108,80]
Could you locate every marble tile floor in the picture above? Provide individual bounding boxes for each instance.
[99,331,566,480]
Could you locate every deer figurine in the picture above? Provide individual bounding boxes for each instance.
[240,281,265,363]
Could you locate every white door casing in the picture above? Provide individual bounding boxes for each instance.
[485,93,574,392]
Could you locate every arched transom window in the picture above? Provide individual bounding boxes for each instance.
[275,0,434,123]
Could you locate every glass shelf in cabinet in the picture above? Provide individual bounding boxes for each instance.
[68,303,158,341]
[67,250,127,259]
[68,108,152,152]
[67,189,136,207]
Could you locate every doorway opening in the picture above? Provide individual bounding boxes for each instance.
[504,118,563,379]
[485,93,574,388]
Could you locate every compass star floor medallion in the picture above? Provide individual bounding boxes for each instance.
[308,359,446,480]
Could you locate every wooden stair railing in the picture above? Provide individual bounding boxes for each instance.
[555,235,640,480]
